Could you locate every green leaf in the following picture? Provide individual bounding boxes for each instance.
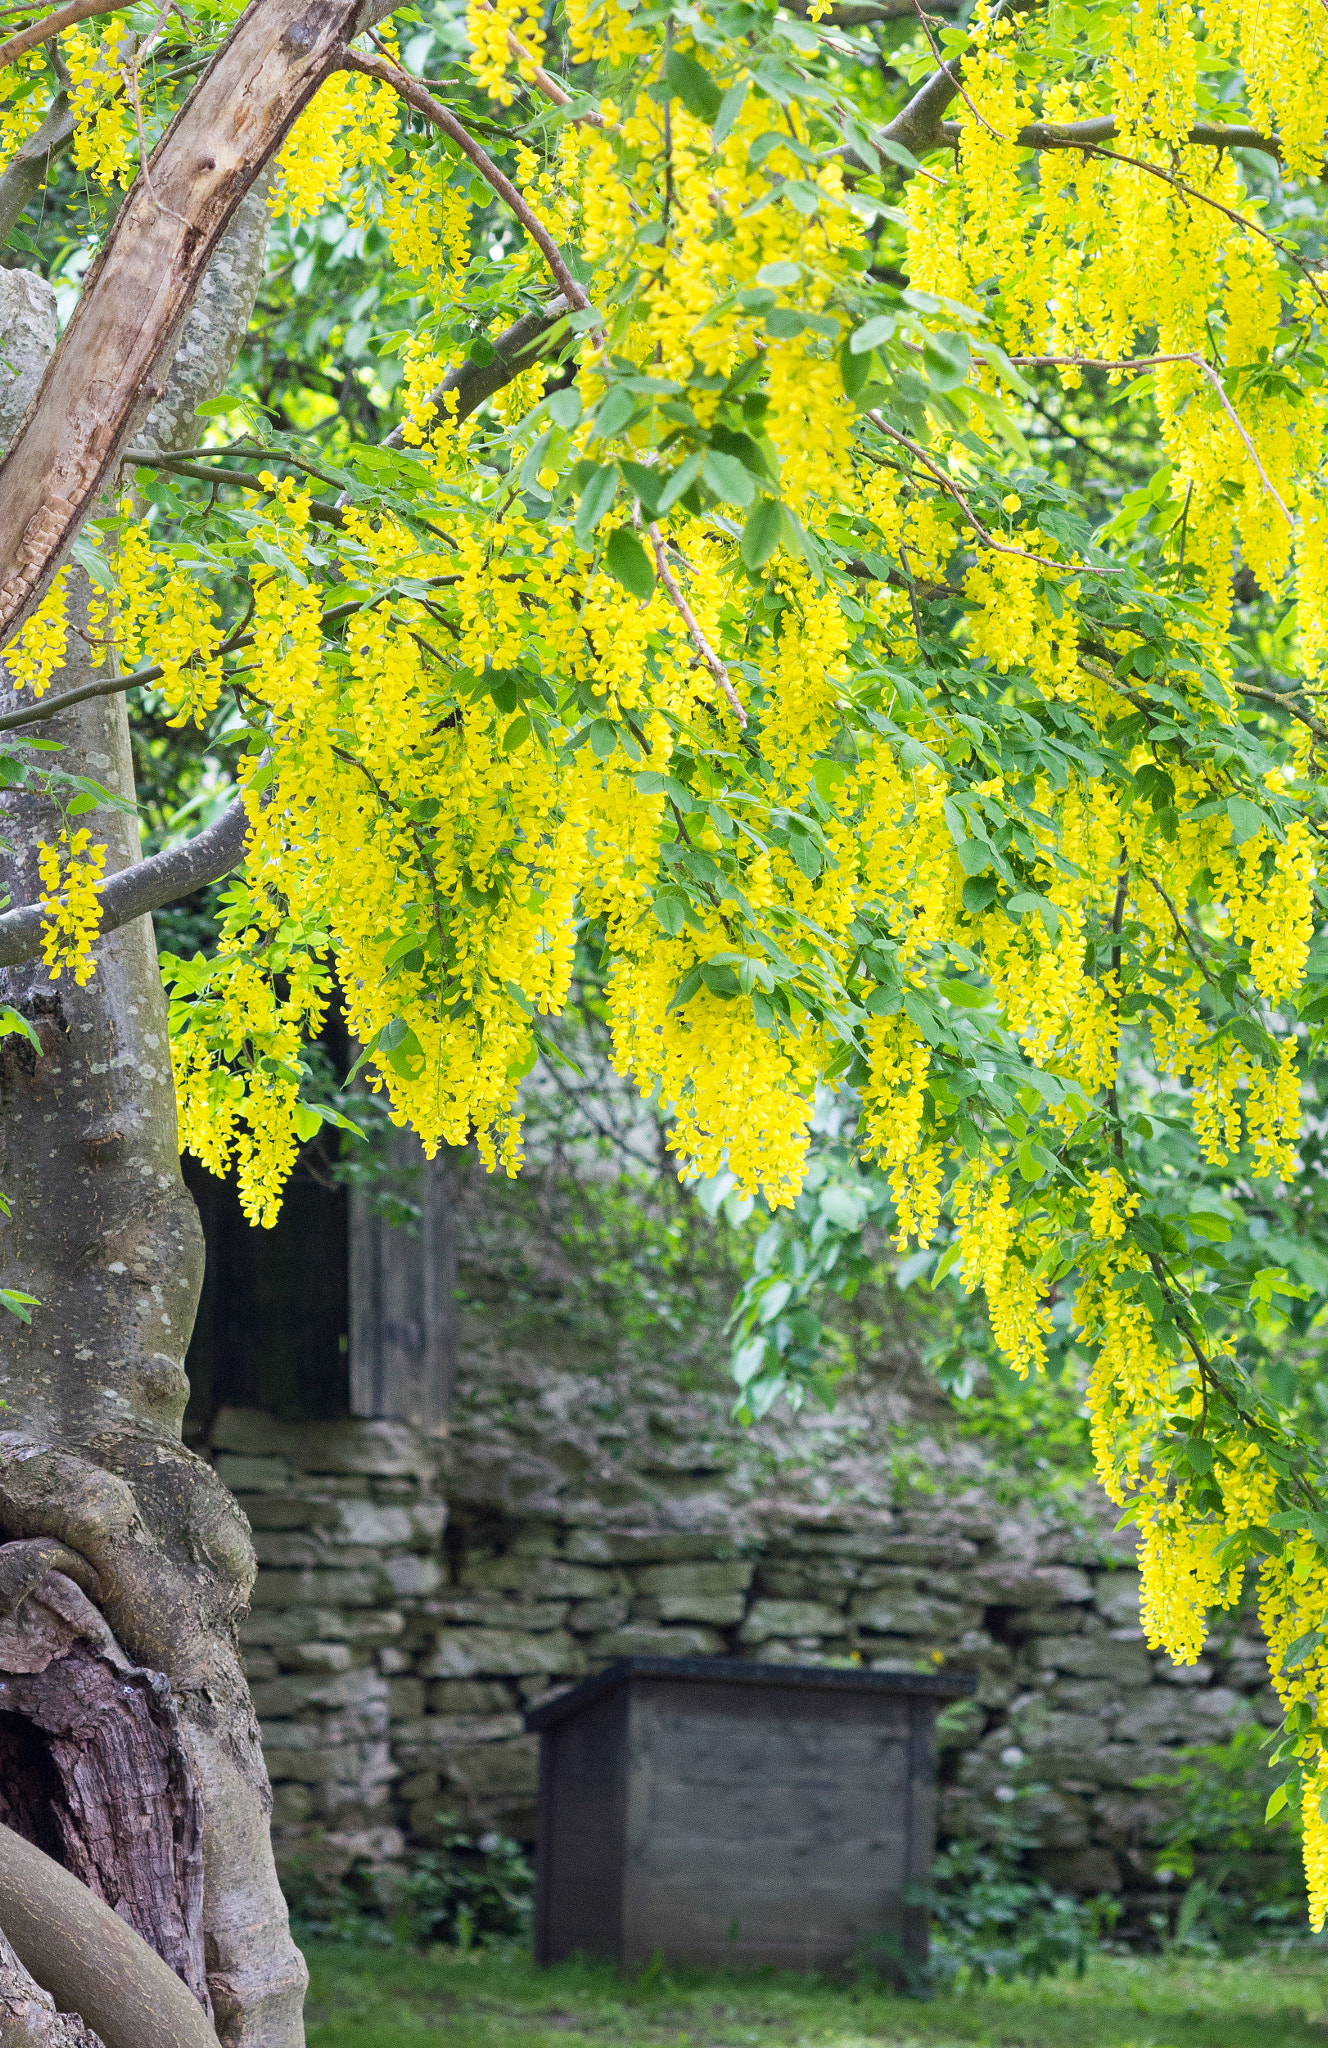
[962,875,998,914]
[756,261,800,288]
[574,465,619,544]
[1266,1784,1289,1822]
[547,388,582,430]
[656,452,703,514]
[1227,795,1267,844]
[740,497,782,570]
[592,386,639,440]
[712,80,748,146]
[604,526,656,599]
[702,449,756,507]
[850,315,895,355]
[0,1004,41,1054]
[664,48,722,124]
[653,888,687,936]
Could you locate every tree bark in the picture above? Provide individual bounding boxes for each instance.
[0,0,365,645]
[0,204,306,2048]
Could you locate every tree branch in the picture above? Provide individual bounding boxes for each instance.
[382,298,569,446]
[940,114,1286,164]
[340,48,592,314]
[0,0,134,70]
[0,0,365,651]
[1011,354,1294,524]
[0,86,74,242]
[863,407,1125,572]
[647,523,746,726]
[0,794,249,967]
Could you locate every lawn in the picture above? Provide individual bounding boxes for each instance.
[303,1940,1328,2048]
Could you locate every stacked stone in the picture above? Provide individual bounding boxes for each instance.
[209,1396,1278,1913]
[208,1408,446,1882]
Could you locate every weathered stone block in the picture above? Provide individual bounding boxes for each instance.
[330,1502,416,1548]
[639,1593,745,1626]
[1089,1790,1178,1846]
[301,1418,441,1480]
[214,1454,293,1493]
[1032,1635,1151,1684]
[425,1597,569,1632]
[457,1555,619,1598]
[739,1599,842,1643]
[565,1530,732,1564]
[426,1679,516,1713]
[1115,1686,1250,1743]
[1092,1569,1142,1629]
[271,1783,314,1824]
[976,1564,1094,1608]
[588,1624,724,1658]
[384,1555,444,1598]
[211,1407,295,1456]
[250,1668,389,1717]
[286,1642,354,1674]
[635,1561,754,1597]
[422,1628,579,1677]
[392,1713,525,1749]
[567,1598,631,1634]
[249,1568,386,1609]
[850,1592,977,1637]
[388,1679,426,1720]
[245,1497,332,1531]
[441,1737,539,1796]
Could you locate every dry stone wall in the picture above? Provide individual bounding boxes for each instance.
[210,1385,1278,1915]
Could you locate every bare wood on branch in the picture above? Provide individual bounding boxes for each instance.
[864,408,1125,573]
[0,0,367,653]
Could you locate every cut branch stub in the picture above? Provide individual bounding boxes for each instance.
[0,0,364,649]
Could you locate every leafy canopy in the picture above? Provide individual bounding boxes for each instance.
[5,0,1328,1922]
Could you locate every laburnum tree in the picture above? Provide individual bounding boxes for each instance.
[1,0,1328,2035]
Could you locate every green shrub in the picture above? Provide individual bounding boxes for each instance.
[1147,1725,1306,1953]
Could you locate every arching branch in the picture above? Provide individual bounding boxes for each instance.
[0,798,249,968]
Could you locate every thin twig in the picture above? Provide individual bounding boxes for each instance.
[647,523,746,726]
[478,0,605,127]
[0,0,133,68]
[341,47,592,318]
[1011,354,1294,525]
[864,409,1124,574]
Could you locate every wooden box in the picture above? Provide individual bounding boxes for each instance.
[525,1654,973,1974]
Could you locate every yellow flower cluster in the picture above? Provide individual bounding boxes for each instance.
[37,827,105,986]
[1,569,69,697]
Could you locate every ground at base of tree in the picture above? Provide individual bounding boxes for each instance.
[303,1940,1328,2048]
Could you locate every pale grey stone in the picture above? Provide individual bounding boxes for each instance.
[739,1599,842,1643]
[457,1555,621,1597]
[588,1624,725,1657]
[850,1591,980,1637]
[1031,1635,1152,1684]
[1092,1569,1142,1628]
[0,267,55,453]
[422,1628,579,1677]
[638,1592,745,1625]
[976,1564,1094,1607]
[383,1554,444,1598]
[214,1453,294,1493]
[635,1560,755,1596]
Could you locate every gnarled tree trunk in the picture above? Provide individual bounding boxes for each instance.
[0,202,306,2048]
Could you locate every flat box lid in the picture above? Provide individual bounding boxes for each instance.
[524,1653,975,1732]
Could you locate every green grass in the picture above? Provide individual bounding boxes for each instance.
[303,1939,1328,2048]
